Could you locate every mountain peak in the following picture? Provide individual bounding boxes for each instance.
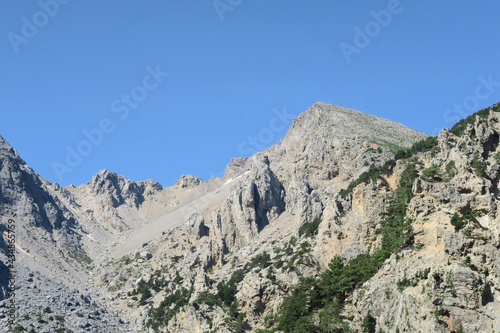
[286,102,429,152]
[0,134,23,163]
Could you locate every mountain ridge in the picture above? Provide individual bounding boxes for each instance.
[5,101,494,332]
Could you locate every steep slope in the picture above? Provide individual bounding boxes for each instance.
[0,135,80,248]
[263,102,429,227]
[346,105,500,332]
[83,103,430,332]
[0,136,134,332]
[1,101,453,332]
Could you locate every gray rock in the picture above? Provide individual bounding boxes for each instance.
[175,175,203,188]
[185,213,208,239]
[140,251,152,260]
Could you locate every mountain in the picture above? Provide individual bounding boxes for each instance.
[1,101,499,332]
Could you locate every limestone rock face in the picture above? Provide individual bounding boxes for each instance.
[186,213,208,239]
[237,271,279,314]
[88,169,151,208]
[261,102,430,228]
[224,157,251,178]
[175,175,203,188]
[211,156,286,252]
[10,102,500,333]
[139,251,152,260]
[348,109,500,333]
[0,136,134,332]
[0,135,80,248]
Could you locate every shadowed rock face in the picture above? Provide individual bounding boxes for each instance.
[87,169,164,209]
[211,156,286,252]
[89,169,145,208]
[0,135,79,247]
[0,136,140,331]
[0,102,457,333]
[259,103,430,227]
[186,213,209,239]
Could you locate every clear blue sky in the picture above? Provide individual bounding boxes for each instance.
[1,1,499,186]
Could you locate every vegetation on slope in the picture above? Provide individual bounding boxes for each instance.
[137,102,499,332]
[450,102,500,137]
[340,101,500,200]
[259,102,500,332]
[259,162,419,332]
[339,136,437,199]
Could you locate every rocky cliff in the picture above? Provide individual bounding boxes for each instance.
[3,101,500,333]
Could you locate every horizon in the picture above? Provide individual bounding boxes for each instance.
[1,1,499,187]
[2,99,496,188]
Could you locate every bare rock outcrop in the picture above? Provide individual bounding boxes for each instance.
[211,156,286,253]
[0,135,80,249]
[175,175,203,188]
[88,169,151,208]
[185,213,209,239]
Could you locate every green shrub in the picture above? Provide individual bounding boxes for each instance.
[235,313,245,333]
[284,242,312,271]
[173,271,183,284]
[266,266,276,281]
[444,160,456,180]
[267,162,419,331]
[276,277,321,332]
[171,255,184,263]
[196,291,219,307]
[472,151,487,177]
[298,218,322,238]
[228,299,240,319]
[148,287,193,331]
[340,136,437,199]
[318,298,345,332]
[421,166,441,181]
[422,268,430,279]
[450,213,466,232]
[118,255,131,265]
[450,102,500,137]
[377,163,417,258]
[362,311,377,333]
[12,324,26,333]
[397,277,412,292]
[70,252,92,268]
[494,152,500,163]
[249,253,271,269]
[130,279,153,305]
[197,269,245,308]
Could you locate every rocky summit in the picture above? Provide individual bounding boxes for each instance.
[1,101,500,332]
